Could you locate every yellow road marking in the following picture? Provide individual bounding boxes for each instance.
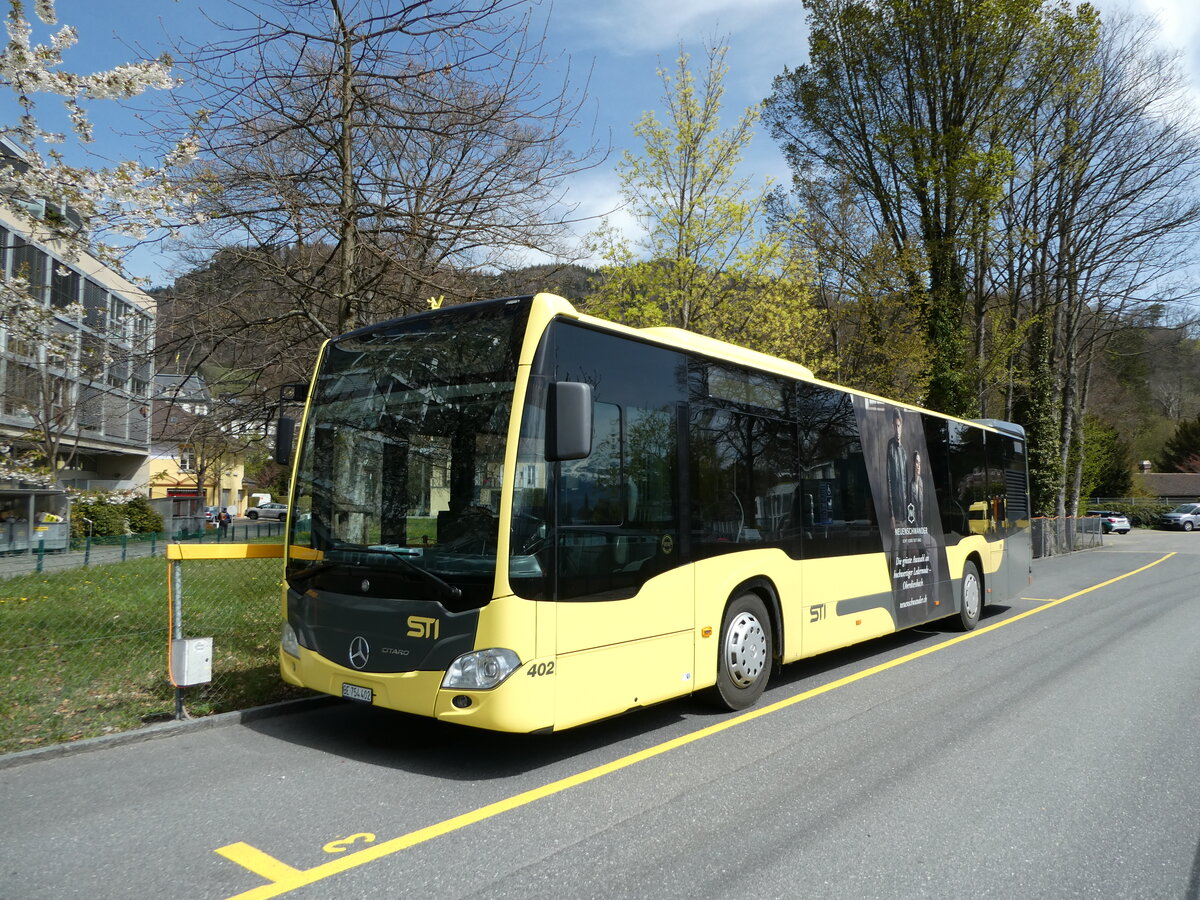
[221,552,1176,899]
[322,833,376,854]
[216,843,301,883]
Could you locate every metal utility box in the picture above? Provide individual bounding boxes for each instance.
[171,637,213,686]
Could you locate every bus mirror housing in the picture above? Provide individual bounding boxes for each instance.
[275,416,296,466]
[275,382,306,465]
[279,382,308,403]
[548,381,592,461]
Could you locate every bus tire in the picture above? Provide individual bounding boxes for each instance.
[957,560,983,631]
[712,592,772,710]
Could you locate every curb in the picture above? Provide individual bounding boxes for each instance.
[0,695,339,771]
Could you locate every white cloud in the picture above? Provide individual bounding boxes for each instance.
[554,0,796,55]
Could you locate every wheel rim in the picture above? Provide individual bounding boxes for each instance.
[963,572,981,621]
[725,611,767,688]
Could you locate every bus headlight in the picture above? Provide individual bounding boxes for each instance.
[442,648,520,690]
[281,622,301,658]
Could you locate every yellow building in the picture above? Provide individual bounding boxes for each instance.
[147,373,249,513]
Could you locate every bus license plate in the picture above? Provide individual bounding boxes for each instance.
[342,683,373,703]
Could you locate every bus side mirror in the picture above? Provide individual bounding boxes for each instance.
[275,416,295,466]
[547,381,592,461]
[279,382,308,403]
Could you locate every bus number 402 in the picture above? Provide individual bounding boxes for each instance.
[527,661,556,677]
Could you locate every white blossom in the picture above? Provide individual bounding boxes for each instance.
[1,0,197,268]
[34,0,56,26]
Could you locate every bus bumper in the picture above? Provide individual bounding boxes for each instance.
[280,646,554,733]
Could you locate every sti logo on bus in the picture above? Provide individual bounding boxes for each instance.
[407,616,440,640]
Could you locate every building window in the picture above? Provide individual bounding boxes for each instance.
[179,447,197,472]
[83,279,107,330]
[11,235,47,296]
[51,263,80,309]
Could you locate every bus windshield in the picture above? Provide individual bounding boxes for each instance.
[287,299,530,608]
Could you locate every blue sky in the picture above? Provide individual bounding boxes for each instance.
[6,0,1198,283]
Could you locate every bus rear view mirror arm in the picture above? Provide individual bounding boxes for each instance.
[548,381,592,461]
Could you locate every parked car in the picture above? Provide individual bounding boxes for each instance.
[1086,510,1130,534]
[1158,503,1200,532]
[246,502,288,521]
[204,506,220,522]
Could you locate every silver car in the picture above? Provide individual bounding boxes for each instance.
[1086,510,1130,534]
[1159,503,1200,532]
[246,502,288,521]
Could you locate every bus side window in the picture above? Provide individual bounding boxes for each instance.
[560,403,623,527]
[922,416,961,541]
[556,402,679,601]
[690,408,796,558]
[795,384,882,559]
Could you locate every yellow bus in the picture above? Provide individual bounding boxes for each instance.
[276,293,1031,732]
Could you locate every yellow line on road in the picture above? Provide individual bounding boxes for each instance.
[221,552,1176,899]
[216,843,301,883]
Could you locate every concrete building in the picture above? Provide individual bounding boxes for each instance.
[0,138,155,493]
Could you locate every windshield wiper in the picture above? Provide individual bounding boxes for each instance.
[289,559,339,584]
[325,542,463,603]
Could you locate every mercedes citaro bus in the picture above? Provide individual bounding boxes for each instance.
[275,293,1031,732]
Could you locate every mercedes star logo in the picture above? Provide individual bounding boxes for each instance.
[348,636,370,670]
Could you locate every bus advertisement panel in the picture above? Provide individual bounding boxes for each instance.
[851,397,950,628]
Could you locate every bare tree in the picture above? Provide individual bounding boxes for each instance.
[998,13,1200,514]
[155,0,599,425]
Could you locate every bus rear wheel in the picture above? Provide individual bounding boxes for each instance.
[957,561,983,631]
[712,593,772,711]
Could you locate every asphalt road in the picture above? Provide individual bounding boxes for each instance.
[3,529,1198,900]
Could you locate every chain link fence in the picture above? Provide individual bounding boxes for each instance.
[0,522,285,578]
[1031,516,1104,558]
[0,539,302,756]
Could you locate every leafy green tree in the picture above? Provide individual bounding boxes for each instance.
[69,493,162,538]
[765,0,1045,415]
[767,177,929,403]
[586,45,825,369]
[1074,415,1132,501]
[1156,414,1200,473]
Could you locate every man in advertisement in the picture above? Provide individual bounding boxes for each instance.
[886,407,907,532]
[853,399,949,628]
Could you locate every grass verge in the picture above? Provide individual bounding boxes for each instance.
[0,554,305,755]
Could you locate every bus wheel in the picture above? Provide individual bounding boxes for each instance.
[712,593,772,710]
[957,561,983,631]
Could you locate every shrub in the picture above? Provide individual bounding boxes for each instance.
[70,500,127,538]
[68,492,165,538]
[124,496,164,533]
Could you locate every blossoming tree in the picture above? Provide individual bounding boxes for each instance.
[0,0,196,483]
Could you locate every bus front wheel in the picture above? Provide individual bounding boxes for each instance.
[957,561,983,631]
[712,592,772,711]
